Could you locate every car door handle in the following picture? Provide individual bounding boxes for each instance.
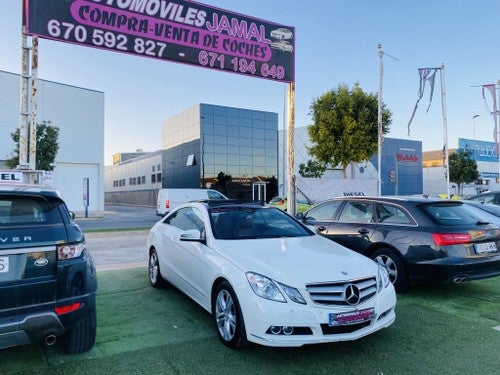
[358,229,369,235]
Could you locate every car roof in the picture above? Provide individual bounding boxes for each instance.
[323,195,451,204]
[198,199,266,208]
[0,184,62,198]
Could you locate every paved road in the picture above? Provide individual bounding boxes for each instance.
[76,205,156,270]
[76,204,160,231]
[85,230,149,271]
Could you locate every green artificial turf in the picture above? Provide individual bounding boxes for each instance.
[1,268,498,375]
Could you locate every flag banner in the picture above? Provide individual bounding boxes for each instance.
[407,67,439,135]
[482,84,498,152]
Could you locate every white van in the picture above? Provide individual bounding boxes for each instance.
[156,188,228,216]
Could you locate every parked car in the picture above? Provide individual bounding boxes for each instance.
[467,191,500,205]
[462,200,500,225]
[0,184,97,353]
[147,200,396,349]
[268,196,313,213]
[298,196,500,292]
[156,188,228,216]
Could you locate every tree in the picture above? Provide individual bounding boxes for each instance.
[298,159,326,178]
[307,83,392,178]
[449,150,479,196]
[5,121,60,171]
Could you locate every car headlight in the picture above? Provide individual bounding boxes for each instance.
[246,272,286,303]
[377,265,391,291]
[277,282,306,305]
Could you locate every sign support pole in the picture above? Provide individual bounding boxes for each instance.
[287,82,296,216]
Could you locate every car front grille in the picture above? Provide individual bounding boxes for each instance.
[306,277,377,306]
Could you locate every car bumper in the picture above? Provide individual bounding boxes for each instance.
[234,283,396,347]
[0,292,96,350]
[407,253,500,284]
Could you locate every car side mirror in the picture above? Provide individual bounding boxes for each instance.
[295,212,304,220]
[180,229,205,243]
[69,211,76,220]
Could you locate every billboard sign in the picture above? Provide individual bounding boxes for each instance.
[25,0,295,82]
[458,138,498,162]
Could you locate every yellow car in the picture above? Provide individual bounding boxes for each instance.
[269,196,312,213]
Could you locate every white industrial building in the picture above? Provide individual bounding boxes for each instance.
[0,70,105,213]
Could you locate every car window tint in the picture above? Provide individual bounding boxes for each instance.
[210,206,311,239]
[338,201,374,223]
[420,203,483,226]
[376,203,412,224]
[469,194,494,203]
[305,201,342,221]
[0,196,61,225]
[165,207,205,231]
[207,190,224,199]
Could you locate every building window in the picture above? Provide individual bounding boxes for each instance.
[142,176,146,184]
[157,173,161,182]
[152,165,156,172]
[129,177,133,185]
[151,174,156,183]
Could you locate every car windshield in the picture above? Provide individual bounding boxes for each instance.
[209,206,313,239]
[419,202,491,226]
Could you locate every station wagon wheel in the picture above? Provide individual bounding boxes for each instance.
[213,281,248,349]
[148,248,167,288]
[372,248,408,292]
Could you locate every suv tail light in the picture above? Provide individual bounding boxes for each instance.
[432,233,471,246]
[57,242,86,260]
[165,200,170,209]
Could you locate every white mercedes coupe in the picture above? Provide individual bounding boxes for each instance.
[147,200,396,349]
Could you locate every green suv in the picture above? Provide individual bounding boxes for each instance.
[0,185,97,353]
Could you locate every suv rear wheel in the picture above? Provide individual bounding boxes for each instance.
[63,308,97,354]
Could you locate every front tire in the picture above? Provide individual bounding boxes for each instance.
[372,248,408,292]
[213,281,248,349]
[149,248,167,288]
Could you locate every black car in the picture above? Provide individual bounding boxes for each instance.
[0,185,97,353]
[299,196,500,292]
[467,191,500,205]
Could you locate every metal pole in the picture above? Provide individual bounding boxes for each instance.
[19,25,30,167]
[287,82,296,216]
[440,64,451,198]
[377,44,383,196]
[29,36,38,172]
[497,80,500,184]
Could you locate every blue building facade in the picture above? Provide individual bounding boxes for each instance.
[375,138,423,195]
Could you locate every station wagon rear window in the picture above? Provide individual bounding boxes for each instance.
[420,203,485,226]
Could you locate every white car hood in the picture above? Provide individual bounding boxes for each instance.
[212,235,378,286]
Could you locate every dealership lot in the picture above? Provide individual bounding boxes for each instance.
[1,265,498,375]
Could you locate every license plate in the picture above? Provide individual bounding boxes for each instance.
[329,308,374,326]
[0,256,9,273]
[474,242,497,254]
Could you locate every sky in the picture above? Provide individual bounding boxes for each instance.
[1,0,499,166]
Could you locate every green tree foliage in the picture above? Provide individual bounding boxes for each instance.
[449,150,479,195]
[5,121,60,171]
[307,83,392,178]
[298,159,326,178]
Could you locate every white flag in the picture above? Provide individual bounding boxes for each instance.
[407,68,439,135]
